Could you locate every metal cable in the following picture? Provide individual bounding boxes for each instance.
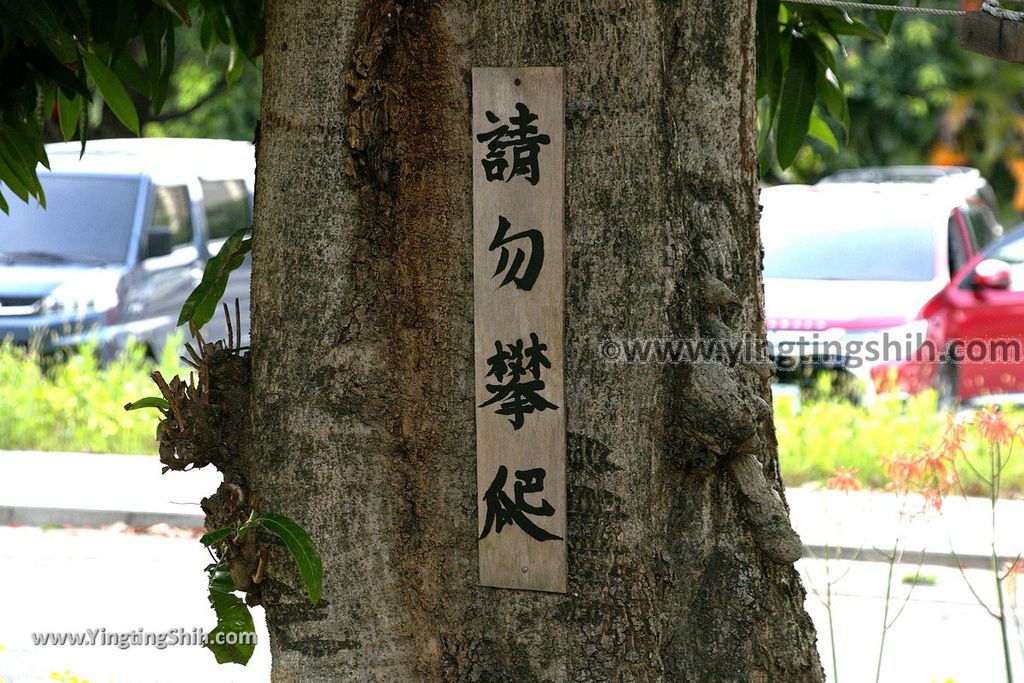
[784,0,967,16]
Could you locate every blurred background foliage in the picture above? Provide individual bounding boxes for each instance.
[52,22,261,143]
[773,15,1024,223]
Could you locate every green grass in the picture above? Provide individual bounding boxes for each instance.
[0,338,177,455]
[2,339,1023,498]
[776,389,1024,497]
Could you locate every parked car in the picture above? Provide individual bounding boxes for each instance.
[760,174,1003,403]
[0,138,253,359]
[818,165,1001,218]
[876,224,1024,405]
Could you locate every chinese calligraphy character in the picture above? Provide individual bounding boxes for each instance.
[476,102,551,185]
[479,465,562,541]
[479,333,557,430]
[489,215,544,291]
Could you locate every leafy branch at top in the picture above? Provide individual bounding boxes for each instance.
[0,0,265,213]
[757,0,894,170]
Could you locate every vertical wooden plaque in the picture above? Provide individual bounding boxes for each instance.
[472,67,566,593]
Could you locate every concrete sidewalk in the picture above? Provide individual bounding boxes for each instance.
[1,450,1022,567]
[788,487,1024,569]
[0,450,216,528]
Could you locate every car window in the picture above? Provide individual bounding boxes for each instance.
[992,233,1024,265]
[948,214,970,275]
[201,179,250,241]
[964,204,1001,251]
[956,231,1024,292]
[0,175,141,265]
[150,185,193,248]
[760,200,937,281]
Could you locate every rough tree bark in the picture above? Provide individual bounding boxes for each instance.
[248,1,824,680]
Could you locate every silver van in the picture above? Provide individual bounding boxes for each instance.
[0,138,253,358]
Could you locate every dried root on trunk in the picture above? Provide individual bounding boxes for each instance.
[149,308,265,602]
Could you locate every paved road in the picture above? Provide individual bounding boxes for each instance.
[0,525,270,683]
[799,557,1022,682]
[0,523,1020,682]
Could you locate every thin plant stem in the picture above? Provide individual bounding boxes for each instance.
[824,542,840,683]
[875,536,899,683]
[991,441,1014,683]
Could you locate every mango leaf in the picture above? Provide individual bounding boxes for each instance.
[874,0,897,35]
[0,130,45,198]
[200,527,234,547]
[830,18,886,41]
[177,227,251,328]
[124,396,170,411]
[254,513,322,606]
[206,566,256,665]
[808,113,839,152]
[816,68,848,136]
[756,0,781,100]
[0,153,31,203]
[112,54,150,97]
[57,90,80,142]
[155,0,192,27]
[83,50,140,135]
[775,37,817,169]
[226,44,244,86]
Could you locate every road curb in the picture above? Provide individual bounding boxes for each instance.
[0,505,205,529]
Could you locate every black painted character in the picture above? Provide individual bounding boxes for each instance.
[489,215,544,291]
[476,102,551,185]
[479,465,562,542]
[479,333,557,430]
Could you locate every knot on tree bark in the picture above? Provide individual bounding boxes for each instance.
[679,361,802,565]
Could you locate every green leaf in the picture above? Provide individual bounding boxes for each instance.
[57,90,80,142]
[816,68,848,135]
[0,134,44,201]
[112,55,150,97]
[254,513,322,606]
[831,18,886,41]
[83,50,140,135]
[124,396,170,411]
[875,7,896,35]
[2,3,78,63]
[226,45,244,86]
[808,112,839,152]
[155,0,192,27]
[177,227,251,328]
[756,0,781,100]
[776,37,818,169]
[205,567,256,665]
[201,527,234,547]
[0,153,31,203]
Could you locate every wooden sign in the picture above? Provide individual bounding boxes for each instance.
[472,67,566,593]
[961,10,1024,63]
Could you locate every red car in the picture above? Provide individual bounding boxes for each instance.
[760,174,1009,405]
[876,225,1024,405]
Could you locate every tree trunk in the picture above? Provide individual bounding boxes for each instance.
[249,1,824,680]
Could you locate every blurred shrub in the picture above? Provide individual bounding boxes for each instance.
[776,389,1024,496]
[0,338,178,455]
